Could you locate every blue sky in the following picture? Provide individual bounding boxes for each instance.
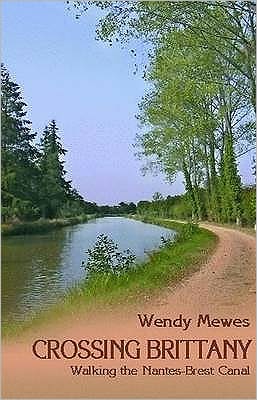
[2,1,254,204]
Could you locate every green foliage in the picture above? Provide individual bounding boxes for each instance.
[137,194,193,220]
[38,120,70,218]
[134,29,253,223]
[97,202,136,216]
[241,185,256,227]
[72,1,255,108]
[84,234,136,275]
[174,223,200,243]
[2,215,90,236]
[136,187,256,227]
[1,63,39,221]
[220,133,242,223]
[160,223,199,249]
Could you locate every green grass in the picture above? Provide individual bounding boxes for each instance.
[2,217,217,339]
[2,214,97,236]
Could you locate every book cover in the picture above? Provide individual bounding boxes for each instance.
[1,1,256,398]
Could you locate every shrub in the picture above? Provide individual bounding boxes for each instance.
[84,234,136,276]
[160,223,199,248]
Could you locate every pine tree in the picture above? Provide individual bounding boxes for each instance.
[1,63,39,221]
[39,120,70,218]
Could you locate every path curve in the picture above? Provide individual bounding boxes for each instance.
[152,223,256,318]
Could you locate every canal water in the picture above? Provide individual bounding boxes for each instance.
[2,217,175,322]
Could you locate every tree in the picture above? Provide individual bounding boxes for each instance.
[220,132,242,223]
[69,1,255,110]
[1,63,39,221]
[39,120,70,218]
[135,37,250,222]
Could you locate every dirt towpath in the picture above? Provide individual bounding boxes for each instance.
[2,224,256,398]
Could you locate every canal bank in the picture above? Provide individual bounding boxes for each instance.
[1,214,96,236]
[2,217,217,338]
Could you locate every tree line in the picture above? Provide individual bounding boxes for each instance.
[137,188,256,227]
[70,1,256,225]
[1,65,137,224]
[1,64,95,222]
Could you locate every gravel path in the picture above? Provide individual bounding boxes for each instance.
[152,223,256,318]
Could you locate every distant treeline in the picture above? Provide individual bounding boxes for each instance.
[87,185,256,227]
[72,201,137,217]
[97,202,136,216]
[137,187,256,227]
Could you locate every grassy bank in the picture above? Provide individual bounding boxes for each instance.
[2,214,97,236]
[3,217,217,338]
[66,218,217,304]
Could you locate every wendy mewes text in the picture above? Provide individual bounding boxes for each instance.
[136,313,251,330]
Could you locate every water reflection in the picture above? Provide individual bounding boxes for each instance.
[2,217,175,322]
